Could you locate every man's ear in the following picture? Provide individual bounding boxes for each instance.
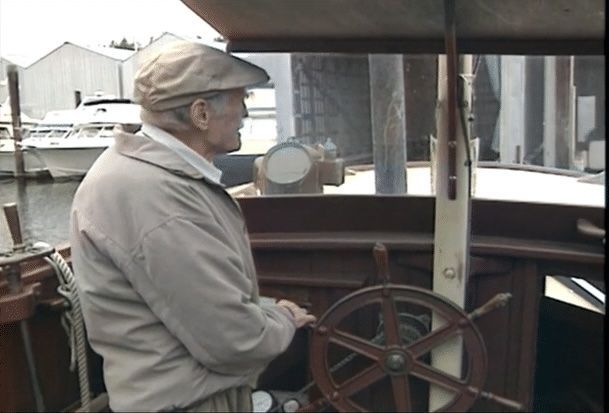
[190,98,210,130]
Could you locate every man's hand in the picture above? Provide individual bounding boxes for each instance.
[277,299,317,328]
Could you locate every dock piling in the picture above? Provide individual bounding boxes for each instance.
[7,64,25,179]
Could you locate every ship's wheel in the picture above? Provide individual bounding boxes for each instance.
[301,244,523,413]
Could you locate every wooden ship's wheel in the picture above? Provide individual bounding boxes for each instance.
[301,244,523,413]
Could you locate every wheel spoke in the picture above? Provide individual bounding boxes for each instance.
[330,329,384,361]
[406,322,461,358]
[338,363,386,397]
[410,360,465,393]
[382,293,401,346]
[391,374,412,412]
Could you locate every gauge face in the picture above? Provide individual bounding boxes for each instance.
[282,398,301,413]
[252,390,274,413]
[264,145,312,184]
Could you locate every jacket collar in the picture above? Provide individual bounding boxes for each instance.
[139,124,223,185]
[114,126,223,187]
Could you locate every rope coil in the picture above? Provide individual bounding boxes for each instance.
[37,242,91,412]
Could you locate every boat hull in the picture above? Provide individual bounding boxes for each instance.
[33,147,108,179]
[0,196,603,411]
[0,150,48,177]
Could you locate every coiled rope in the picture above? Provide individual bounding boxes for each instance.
[36,243,91,412]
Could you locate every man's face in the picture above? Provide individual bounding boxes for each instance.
[205,88,248,155]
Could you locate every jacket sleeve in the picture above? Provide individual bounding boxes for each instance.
[126,215,297,376]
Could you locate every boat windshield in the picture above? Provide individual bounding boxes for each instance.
[232,53,605,207]
[0,127,11,139]
[71,124,116,139]
[26,128,71,138]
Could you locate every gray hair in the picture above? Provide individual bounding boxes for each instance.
[140,92,230,133]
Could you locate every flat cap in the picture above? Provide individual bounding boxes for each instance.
[133,41,269,111]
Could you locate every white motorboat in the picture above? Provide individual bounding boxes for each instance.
[22,99,141,179]
[0,137,48,177]
[0,109,46,177]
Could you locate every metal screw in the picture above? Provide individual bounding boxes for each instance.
[385,354,406,372]
[331,391,340,401]
[318,326,328,335]
[443,267,456,279]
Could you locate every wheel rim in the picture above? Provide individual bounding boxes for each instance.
[310,284,488,412]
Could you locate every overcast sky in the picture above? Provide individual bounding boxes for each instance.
[0,0,219,63]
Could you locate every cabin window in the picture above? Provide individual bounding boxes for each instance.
[49,129,69,138]
[228,53,604,208]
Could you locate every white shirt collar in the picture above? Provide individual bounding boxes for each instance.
[139,123,223,185]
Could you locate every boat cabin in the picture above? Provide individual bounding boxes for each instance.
[0,1,604,412]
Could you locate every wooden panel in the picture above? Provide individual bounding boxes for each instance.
[469,260,542,412]
[240,196,604,253]
[254,241,544,410]
[0,311,79,412]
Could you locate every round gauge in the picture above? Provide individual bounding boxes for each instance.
[282,398,302,412]
[264,143,313,184]
[251,390,274,413]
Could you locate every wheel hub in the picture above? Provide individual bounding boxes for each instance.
[384,351,408,374]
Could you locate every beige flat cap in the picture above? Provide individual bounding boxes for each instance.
[133,41,269,111]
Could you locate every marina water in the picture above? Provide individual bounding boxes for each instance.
[0,178,79,250]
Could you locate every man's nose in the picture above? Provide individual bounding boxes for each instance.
[242,102,249,118]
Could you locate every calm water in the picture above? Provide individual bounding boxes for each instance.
[0,178,80,250]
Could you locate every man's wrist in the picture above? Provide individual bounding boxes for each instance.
[278,302,296,317]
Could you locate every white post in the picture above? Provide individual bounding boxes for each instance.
[429,54,473,410]
[277,54,296,141]
[543,57,557,167]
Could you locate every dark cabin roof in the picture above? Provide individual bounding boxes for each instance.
[181,0,604,55]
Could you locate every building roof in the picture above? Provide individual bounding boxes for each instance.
[1,54,37,68]
[0,32,226,69]
[76,43,136,60]
[1,33,223,70]
[1,41,136,69]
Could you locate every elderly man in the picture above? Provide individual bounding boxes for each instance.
[70,41,315,412]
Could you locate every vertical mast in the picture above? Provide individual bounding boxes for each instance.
[429,0,474,408]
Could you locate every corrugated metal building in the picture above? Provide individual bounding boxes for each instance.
[17,42,134,118]
[1,34,288,122]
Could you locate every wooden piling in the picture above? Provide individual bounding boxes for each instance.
[7,65,25,179]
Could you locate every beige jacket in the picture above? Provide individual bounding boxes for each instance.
[70,127,296,412]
